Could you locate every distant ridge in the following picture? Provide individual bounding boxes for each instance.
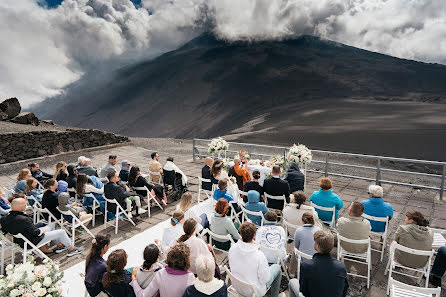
[32,32,446,160]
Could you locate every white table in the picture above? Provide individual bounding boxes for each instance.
[228,160,272,186]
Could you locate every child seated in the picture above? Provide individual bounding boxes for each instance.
[0,188,11,218]
[58,192,93,223]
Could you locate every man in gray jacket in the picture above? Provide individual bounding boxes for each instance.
[337,201,371,254]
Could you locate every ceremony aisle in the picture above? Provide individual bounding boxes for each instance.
[62,199,216,296]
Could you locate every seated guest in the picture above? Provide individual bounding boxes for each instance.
[159,210,185,248]
[163,156,188,188]
[183,255,228,297]
[337,202,371,254]
[78,158,98,177]
[0,188,10,218]
[42,179,62,220]
[13,168,32,193]
[100,155,119,178]
[76,174,105,208]
[0,198,84,256]
[25,177,43,205]
[243,169,264,202]
[229,222,285,297]
[58,192,93,223]
[430,246,446,287]
[297,230,349,297]
[105,171,146,219]
[361,185,393,232]
[294,213,322,256]
[102,249,136,297]
[177,192,208,231]
[228,157,250,191]
[148,152,163,183]
[56,180,68,195]
[177,218,213,274]
[119,160,131,182]
[133,244,163,289]
[66,165,78,189]
[213,180,241,215]
[245,190,268,226]
[210,198,240,251]
[310,177,343,223]
[128,166,167,206]
[283,191,320,236]
[263,166,290,210]
[256,212,287,264]
[201,157,218,191]
[54,161,68,181]
[85,233,111,297]
[29,163,53,184]
[394,210,434,269]
[131,243,195,297]
[284,162,305,192]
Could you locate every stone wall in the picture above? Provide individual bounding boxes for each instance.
[0,129,129,164]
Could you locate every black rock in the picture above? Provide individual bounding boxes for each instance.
[11,112,40,126]
[0,97,21,119]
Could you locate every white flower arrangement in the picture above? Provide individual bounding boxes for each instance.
[0,258,64,297]
[208,137,229,155]
[286,144,312,165]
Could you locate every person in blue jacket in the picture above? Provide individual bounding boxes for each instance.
[361,185,393,232]
[244,190,268,226]
[310,177,343,223]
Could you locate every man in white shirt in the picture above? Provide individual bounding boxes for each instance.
[256,211,287,263]
[229,222,285,297]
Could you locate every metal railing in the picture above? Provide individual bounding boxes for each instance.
[193,138,446,200]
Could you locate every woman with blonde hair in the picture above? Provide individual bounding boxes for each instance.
[13,168,32,193]
[177,192,209,231]
[54,161,68,181]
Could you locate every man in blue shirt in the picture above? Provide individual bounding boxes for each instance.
[361,185,393,232]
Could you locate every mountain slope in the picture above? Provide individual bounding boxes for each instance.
[32,33,446,160]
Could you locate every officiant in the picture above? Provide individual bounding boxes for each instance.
[229,156,251,191]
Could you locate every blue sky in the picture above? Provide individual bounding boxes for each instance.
[40,0,142,9]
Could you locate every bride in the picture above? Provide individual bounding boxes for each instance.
[210,159,240,202]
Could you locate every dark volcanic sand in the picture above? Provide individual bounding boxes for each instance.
[227,99,446,162]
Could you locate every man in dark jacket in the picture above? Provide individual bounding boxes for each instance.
[290,230,348,297]
[119,160,131,182]
[0,198,83,256]
[66,164,78,189]
[104,171,145,219]
[263,166,290,210]
[284,163,305,192]
[201,157,218,191]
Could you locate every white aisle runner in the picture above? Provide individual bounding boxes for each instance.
[63,200,215,297]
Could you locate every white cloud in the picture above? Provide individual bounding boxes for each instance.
[1,0,446,107]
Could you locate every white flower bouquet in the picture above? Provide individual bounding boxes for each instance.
[0,258,64,297]
[286,144,312,165]
[268,155,286,168]
[208,137,229,156]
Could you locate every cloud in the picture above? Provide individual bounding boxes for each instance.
[1,0,446,107]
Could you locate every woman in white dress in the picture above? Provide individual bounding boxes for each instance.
[210,159,240,202]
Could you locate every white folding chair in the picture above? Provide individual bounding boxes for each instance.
[429,227,446,251]
[240,205,266,227]
[148,171,163,185]
[26,195,44,224]
[283,217,299,241]
[295,248,312,281]
[337,234,372,288]
[362,213,389,261]
[311,202,336,227]
[259,245,290,280]
[385,243,434,294]
[84,193,103,227]
[56,207,95,243]
[36,180,45,190]
[12,233,51,264]
[224,265,270,297]
[103,197,136,234]
[198,177,213,203]
[237,189,249,202]
[389,277,441,297]
[0,231,14,275]
[264,193,287,210]
[202,228,235,265]
[132,186,163,217]
[229,202,243,225]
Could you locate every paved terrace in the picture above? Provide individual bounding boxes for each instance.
[0,138,445,297]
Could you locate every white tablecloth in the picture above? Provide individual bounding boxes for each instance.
[228,161,272,186]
